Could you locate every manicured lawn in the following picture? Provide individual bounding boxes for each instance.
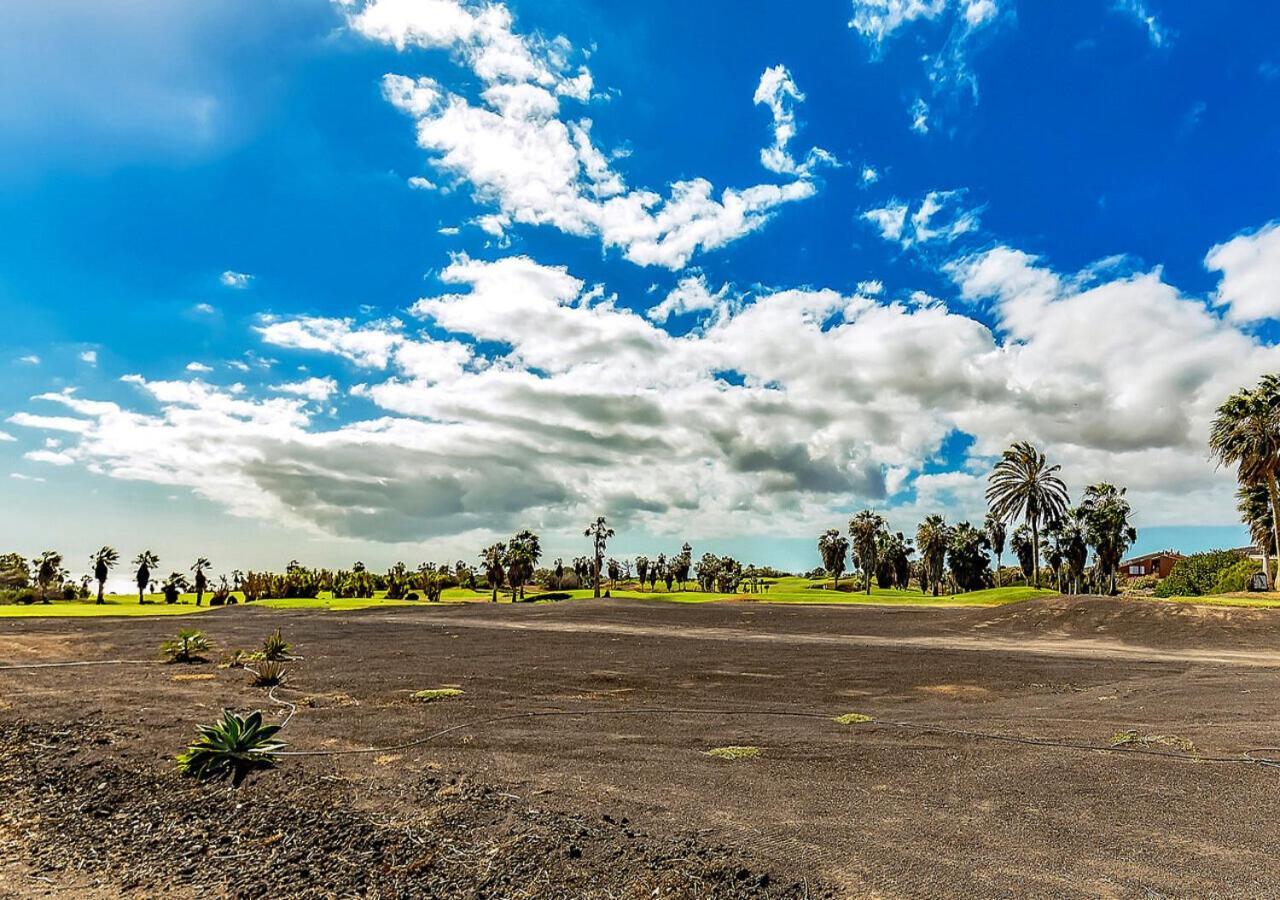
[0,580,1055,617]
[1139,593,1280,609]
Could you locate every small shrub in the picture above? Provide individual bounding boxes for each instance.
[1209,558,1263,594]
[833,712,874,725]
[405,592,419,601]
[1110,729,1195,753]
[176,710,286,786]
[262,628,291,661]
[248,660,288,687]
[1154,550,1244,597]
[218,650,251,669]
[523,592,572,603]
[161,629,211,663]
[704,746,759,760]
[411,688,464,702]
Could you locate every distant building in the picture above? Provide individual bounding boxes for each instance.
[1121,551,1183,578]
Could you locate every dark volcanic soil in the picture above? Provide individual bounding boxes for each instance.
[3,596,1280,898]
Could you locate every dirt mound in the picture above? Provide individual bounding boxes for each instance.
[0,720,826,899]
[961,595,1280,649]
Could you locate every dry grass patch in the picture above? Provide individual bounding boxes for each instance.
[412,688,465,703]
[704,745,760,760]
[833,712,874,725]
[1110,729,1196,752]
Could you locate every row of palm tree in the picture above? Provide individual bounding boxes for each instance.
[1210,374,1280,589]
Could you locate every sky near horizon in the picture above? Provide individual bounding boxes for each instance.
[2,0,1279,580]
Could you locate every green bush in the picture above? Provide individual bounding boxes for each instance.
[1208,558,1263,594]
[161,628,211,663]
[1154,550,1245,597]
[176,710,285,787]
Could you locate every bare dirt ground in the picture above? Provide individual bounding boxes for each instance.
[2,595,1280,898]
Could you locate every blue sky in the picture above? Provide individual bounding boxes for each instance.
[3,0,1279,578]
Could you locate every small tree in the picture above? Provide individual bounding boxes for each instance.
[90,546,119,604]
[817,529,849,589]
[34,551,63,604]
[983,512,1006,587]
[849,511,887,595]
[134,551,159,604]
[190,557,212,606]
[584,517,614,598]
[480,543,506,602]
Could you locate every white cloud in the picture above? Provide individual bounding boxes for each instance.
[438,226,461,235]
[220,270,253,289]
[10,473,45,483]
[0,430,15,442]
[861,166,880,185]
[193,302,217,315]
[79,350,98,365]
[408,175,437,191]
[24,449,75,467]
[910,97,930,134]
[17,214,1280,544]
[18,355,40,365]
[269,376,340,402]
[753,65,837,177]
[647,275,732,323]
[1205,220,1280,324]
[185,362,214,373]
[863,190,980,247]
[851,0,1007,124]
[1112,0,1172,48]
[343,0,829,269]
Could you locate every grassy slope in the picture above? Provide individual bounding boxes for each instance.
[1139,593,1280,609]
[0,579,1055,618]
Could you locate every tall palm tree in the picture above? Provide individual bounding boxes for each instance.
[1079,483,1137,595]
[848,511,887,595]
[1210,377,1280,589]
[584,516,614,598]
[504,530,541,601]
[90,546,119,604]
[1237,480,1274,588]
[480,543,506,602]
[817,529,849,590]
[190,557,212,606]
[133,550,158,604]
[986,441,1069,589]
[34,551,63,604]
[983,512,1007,587]
[915,515,950,596]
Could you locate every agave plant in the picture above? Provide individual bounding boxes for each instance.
[161,628,211,663]
[248,660,288,687]
[176,710,286,787]
[261,628,291,661]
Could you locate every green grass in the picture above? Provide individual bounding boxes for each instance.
[833,712,875,725]
[0,580,1055,617]
[1138,593,1280,609]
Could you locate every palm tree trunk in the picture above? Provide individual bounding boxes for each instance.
[995,553,1001,587]
[1263,545,1272,593]
[1267,474,1280,590]
[1031,524,1041,590]
[96,580,104,605]
[593,556,601,598]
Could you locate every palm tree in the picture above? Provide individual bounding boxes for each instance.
[635,556,650,592]
[916,515,950,596]
[1054,512,1089,594]
[504,530,541,601]
[1210,377,1280,589]
[584,517,614,598]
[1079,483,1137,595]
[90,546,119,604]
[986,441,1069,589]
[848,510,887,595]
[983,512,1006,587]
[134,550,159,604]
[817,529,849,590]
[480,543,506,602]
[1238,480,1275,588]
[190,557,212,606]
[1009,525,1035,583]
[34,551,63,604]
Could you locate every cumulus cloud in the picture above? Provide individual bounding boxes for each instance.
[79,350,98,365]
[1205,220,1280,324]
[185,362,214,373]
[220,270,253,288]
[269,376,340,402]
[0,430,16,442]
[16,215,1280,542]
[18,355,40,365]
[341,0,829,269]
